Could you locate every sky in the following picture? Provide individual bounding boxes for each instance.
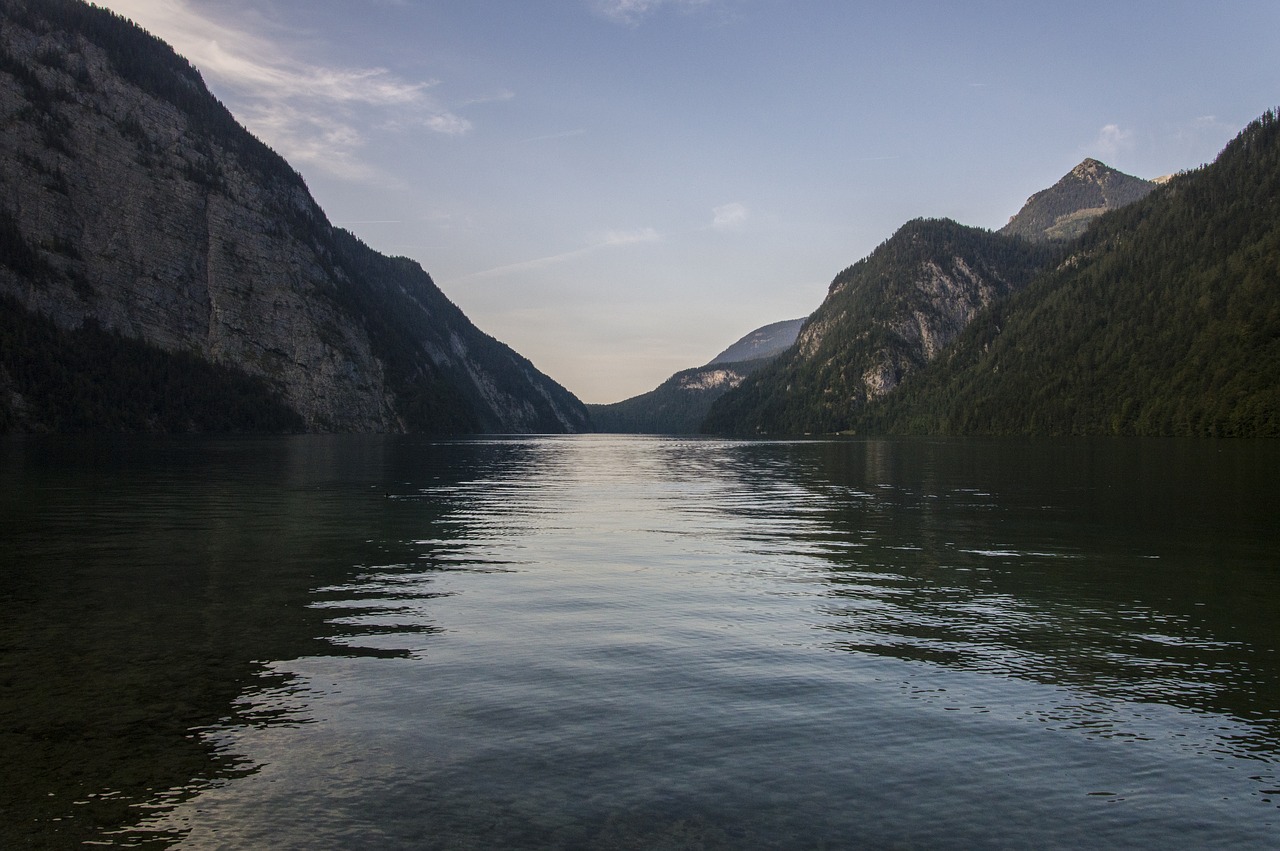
[93,0,1279,403]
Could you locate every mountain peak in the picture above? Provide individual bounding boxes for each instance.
[1071,157,1106,177]
[1000,159,1156,242]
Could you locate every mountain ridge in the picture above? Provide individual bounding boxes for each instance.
[704,112,1280,437]
[0,0,588,433]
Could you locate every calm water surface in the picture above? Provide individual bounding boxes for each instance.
[2,435,1278,849]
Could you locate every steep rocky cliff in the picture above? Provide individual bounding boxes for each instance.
[703,220,1051,434]
[0,0,588,433]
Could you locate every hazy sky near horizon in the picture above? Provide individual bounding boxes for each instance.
[95,0,1279,403]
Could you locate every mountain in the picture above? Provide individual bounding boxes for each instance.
[999,158,1156,242]
[588,317,804,433]
[0,0,588,433]
[705,318,805,365]
[588,359,768,434]
[702,220,1052,434]
[604,162,1156,437]
[853,111,1280,437]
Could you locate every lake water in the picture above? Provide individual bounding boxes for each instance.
[2,434,1279,849]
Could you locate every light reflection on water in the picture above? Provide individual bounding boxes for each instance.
[3,435,1279,848]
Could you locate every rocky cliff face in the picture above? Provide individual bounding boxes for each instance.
[0,0,588,433]
[1000,158,1155,242]
[703,219,1051,434]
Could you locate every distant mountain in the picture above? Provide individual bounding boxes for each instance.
[855,111,1280,437]
[589,317,805,434]
[702,220,1052,434]
[0,0,588,433]
[999,158,1156,242]
[705,318,806,365]
[588,358,769,434]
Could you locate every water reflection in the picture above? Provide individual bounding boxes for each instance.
[4,435,1279,848]
[711,437,1280,752]
[0,435,514,846]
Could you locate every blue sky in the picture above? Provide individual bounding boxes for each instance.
[95,0,1279,402]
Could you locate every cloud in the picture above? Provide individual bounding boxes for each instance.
[519,128,588,144]
[599,227,661,246]
[94,0,469,180]
[458,228,660,281]
[1091,123,1136,161]
[1175,114,1235,149]
[591,0,712,25]
[711,202,748,230]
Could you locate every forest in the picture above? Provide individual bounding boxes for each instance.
[0,295,304,432]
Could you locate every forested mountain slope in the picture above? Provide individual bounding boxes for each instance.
[0,0,587,433]
[702,221,1052,434]
[855,110,1280,437]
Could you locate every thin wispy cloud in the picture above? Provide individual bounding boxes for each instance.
[711,202,748,230]
[519,129,588,144]
[96,0,469,180]
[1175,115,1235,154]
[459,228,659,281]
[599,227,661,246]
[591,0,713,25]
[1090,123,1136,162]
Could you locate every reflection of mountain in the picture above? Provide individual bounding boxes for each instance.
[0,436,508,847]
[718,438,1280,746]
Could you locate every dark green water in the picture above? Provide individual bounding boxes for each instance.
[1,435,1278,848]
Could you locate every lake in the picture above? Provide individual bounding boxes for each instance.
[2,434,1278,849]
